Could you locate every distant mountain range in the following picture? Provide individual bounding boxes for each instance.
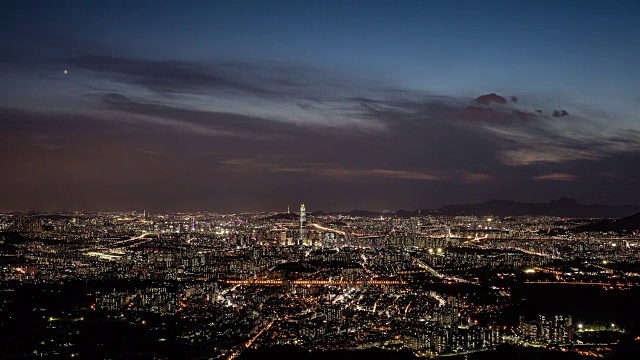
[292,198,639,219]
[437,197,640,218]
[571,212,640,234]
[262,198,640,234]
[309,209,440,218]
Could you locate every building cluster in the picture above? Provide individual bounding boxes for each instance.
[519,315,574,344]
[0,208,637,358]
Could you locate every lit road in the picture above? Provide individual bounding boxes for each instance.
[309,223,346,235]
[79,232,158,260]
[80,232,157,252]
[244,318,275,348]
[220,279,406,286]
[414,258,443,278]
[460,234,489,244]
[413,258,470,283]
[434,348,492,357]
[228,318,276,359]
[523,281,624,286]
[514,247,561,260]
[587,262,614,274]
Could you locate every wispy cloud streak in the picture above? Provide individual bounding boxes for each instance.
[532,173,577,181]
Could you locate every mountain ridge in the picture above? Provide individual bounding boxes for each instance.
[437,197,640,218]
[571,212,640,234]
[295,198,640,219]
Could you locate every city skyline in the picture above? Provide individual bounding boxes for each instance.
[1,208,638,359]
[2,0,640,212]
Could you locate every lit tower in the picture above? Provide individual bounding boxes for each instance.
[299,203,306,245]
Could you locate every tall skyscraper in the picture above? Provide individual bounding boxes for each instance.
[299,203,306,245]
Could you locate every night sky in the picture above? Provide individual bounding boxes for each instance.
[2,0,640,213]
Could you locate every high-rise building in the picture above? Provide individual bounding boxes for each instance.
[322,304,343,323]
[299,203,306,245]
[519,314,573,344]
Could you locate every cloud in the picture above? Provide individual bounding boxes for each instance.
[272,166,443,181]
[220,158,492,184]
[450,106,536,124]
[460,172,493,183]
[99,92,334,138]
[4,50,640,211]
[512,110,533,120]
[65,54,397,130]
[532,173,577,181]
[597,171,633,181]
[217,158,255,166]
[497,125,640,165]
[67,54,369,105]
[69,55,272,96]
[58,54,634,164]
[474,93,507,105]
[552,109,569,117]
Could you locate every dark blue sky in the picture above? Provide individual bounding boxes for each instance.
[2,0,640,212]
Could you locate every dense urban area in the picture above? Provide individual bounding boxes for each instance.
[1,205,639,359]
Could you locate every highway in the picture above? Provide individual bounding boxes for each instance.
[221,279,406,286]
[79,232,158,260]
[309,223,347,236]
[523,281,628,286]
[413,258,470,283]
[514,247,562,260]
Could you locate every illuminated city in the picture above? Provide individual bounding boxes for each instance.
[3,1,640,359]
[1,204,640,359]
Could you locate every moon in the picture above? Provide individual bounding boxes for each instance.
[64,70,68,75]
